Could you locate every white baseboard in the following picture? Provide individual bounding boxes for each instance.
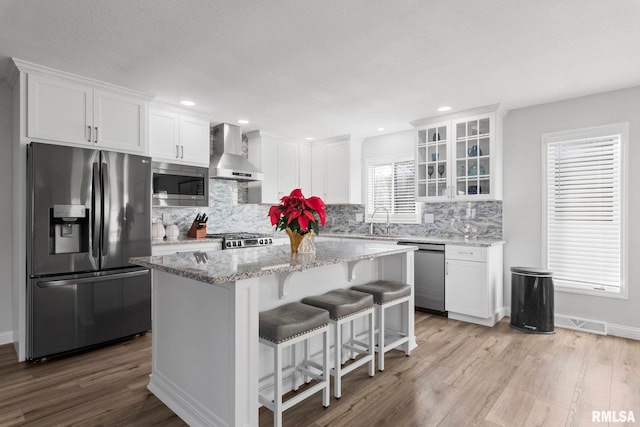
[608,323,640,341]
[148,372,224,427]
[503,310,640,341]
[0,331,13,346]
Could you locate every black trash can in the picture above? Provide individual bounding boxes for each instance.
[510,267,554,334]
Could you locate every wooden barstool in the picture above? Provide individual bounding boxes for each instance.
[259,302,331,427]
[302,289,375,398]
[351,280,412,371]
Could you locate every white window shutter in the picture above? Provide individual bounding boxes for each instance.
[367,159,420,223]
[546,135,622,291]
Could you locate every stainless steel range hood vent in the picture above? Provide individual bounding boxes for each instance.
[210,123,264,181]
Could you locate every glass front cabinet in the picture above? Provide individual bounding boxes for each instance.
[414,106,502,202]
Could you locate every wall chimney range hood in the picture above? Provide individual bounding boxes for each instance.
[210,123,264,181]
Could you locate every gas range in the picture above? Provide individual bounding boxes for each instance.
[206,232,274,249]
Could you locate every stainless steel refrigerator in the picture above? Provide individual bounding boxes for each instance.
[27,142,152,360]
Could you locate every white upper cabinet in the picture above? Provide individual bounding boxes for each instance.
[27,74,92,145]
[93,89,146,153]
[26,72,148,154]
[149,109,180,160]
[179,115,211,165]
[413,105,503,202]
[247,131,311,204]
[311,138,360,204]
[149,106,210,167]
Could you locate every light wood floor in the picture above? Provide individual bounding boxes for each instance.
[1,312,639,426]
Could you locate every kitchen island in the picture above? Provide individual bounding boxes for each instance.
[130,240,416,427]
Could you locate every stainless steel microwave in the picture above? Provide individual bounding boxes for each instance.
[151,162,209,207]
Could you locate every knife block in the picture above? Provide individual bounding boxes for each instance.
[188,221,206,238]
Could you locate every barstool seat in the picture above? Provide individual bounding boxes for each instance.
[259,302,331,427]
[260,302,330,343]
[351,280,411,304]
[302,289,375,399]
[351,280,412,371]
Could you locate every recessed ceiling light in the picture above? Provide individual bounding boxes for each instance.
[180,100,195,107]
[304,137,314,141]
[237,119,249,124]
[437,106,452,112]
[377,127,385,131]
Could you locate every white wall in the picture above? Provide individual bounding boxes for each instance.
[503,85,640,334]
[0,81,14,344]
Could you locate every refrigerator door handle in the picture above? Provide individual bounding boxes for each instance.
[92,162,101,259]
[37,269,150,288]
[101,162,110,255]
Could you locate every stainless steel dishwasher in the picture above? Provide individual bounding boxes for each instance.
[397,241,447,316]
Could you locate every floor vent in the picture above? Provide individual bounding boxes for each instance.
[555,314,607,335]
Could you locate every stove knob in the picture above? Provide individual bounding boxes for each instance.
[269,238,273,244]
[238,241,243,247]
[226,241,231,248]
[232,241,237,247]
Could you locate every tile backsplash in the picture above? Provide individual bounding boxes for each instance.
[323,202,502,239]
[152,180,272,235]
[153,179,502,239]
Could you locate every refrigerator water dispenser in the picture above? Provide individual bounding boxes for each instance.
[51,204,89,254]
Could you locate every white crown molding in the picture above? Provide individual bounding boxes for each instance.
[410,103,503,128]
[11,57,154,100]
[149,100,213,121]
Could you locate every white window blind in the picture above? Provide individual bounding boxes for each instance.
[366,159,420,223]
[545,132,623,293]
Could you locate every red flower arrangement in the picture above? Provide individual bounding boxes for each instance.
[268,189,326,235]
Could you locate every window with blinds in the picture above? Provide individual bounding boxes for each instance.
[542,123,627,296]
[366,158,420,223]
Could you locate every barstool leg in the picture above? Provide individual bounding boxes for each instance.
[292,343,298,391]
[403,300,410,356]
[322,328,330,407]
[304,338,311,384]
[274,344,283,427]
[368,310,375,377]
[334,321,342,399]
[349,320,355,360]
[378,305,385,372]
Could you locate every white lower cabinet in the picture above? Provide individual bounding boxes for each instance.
[445,244,503,326]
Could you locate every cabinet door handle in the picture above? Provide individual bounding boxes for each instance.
[87,126,92,142]
[94,126,98,143]
[176,145,180,159]
[181,145,184,159]
[445,261,449,275]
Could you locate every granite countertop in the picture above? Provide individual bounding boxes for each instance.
[152,236,223,246]
[130,240,417,285]
[318,232,505,247]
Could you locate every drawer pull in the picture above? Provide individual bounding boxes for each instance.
[458,251,475,255]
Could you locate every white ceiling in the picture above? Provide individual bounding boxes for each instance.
[1,0,639,141]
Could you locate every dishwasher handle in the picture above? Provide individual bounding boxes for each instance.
[397,241,445,252]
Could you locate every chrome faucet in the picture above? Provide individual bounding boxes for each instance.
[369,207,390,236]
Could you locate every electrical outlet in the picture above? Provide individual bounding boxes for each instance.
[424,213,434,224]
[355,213,363,222]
